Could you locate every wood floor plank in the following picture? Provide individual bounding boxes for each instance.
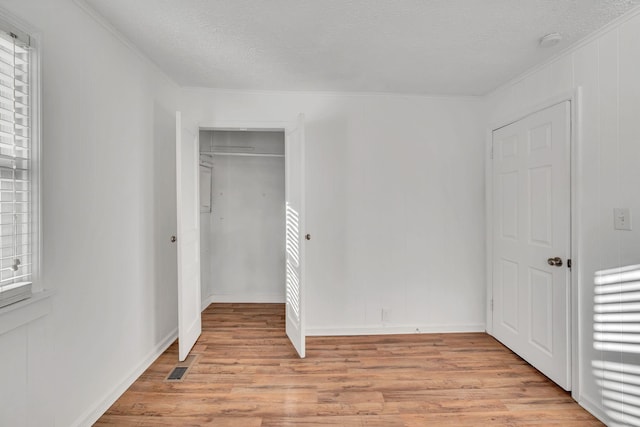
[94,303,602,426]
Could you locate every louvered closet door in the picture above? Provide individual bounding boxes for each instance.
[492,101,571,390]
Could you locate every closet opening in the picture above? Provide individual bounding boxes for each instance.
[199,129,286,308]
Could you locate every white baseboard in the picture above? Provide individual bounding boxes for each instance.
[578,393,609,425]
[71,327,178,427]
[202,293,285,307]
[201,294,215,311]
[306,323,485,336]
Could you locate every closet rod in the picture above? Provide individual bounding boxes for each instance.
[200,151,284,158]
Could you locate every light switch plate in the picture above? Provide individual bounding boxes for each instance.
[614,208,632,230]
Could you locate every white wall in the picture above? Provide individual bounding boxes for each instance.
[182,89,486,334]
[200,131,286,304]
[485,10,640,425]
[0,294,52,427]
[0,0,180,426]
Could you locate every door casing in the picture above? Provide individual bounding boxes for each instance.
[198,118,306,358]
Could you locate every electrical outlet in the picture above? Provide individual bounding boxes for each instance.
[381,308,391,322]
[614,208,632,231]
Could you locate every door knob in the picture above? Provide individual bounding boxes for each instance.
[547,257,562,267]
[170,235,177,243]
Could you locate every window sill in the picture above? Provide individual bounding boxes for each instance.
[0,289,54,335]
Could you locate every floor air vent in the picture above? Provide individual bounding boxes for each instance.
[165,354,197,382]
[167,367,188,380]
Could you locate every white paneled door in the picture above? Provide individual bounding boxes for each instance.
[492,101,571,390]
[176,111,202,361]
[285,114,306,358]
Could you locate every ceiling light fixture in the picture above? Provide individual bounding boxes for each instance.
[539,33,562,48]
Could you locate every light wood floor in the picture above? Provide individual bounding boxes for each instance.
[96,303,602,426]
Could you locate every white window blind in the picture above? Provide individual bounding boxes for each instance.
[0,25,32,295]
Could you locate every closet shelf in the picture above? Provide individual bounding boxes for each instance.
[200,151,284,158]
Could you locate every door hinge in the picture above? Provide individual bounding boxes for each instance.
[490,299,494,311]
[567,259,572,269]
[490,146,494,160]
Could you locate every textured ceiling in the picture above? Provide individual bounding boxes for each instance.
[83,0,640,95]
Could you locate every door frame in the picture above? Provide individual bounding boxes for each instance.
[198,119,292,311]
[196,119,305,343]
[485,88,582,398]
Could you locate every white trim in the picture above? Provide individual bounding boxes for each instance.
[182,86,484,101]
[307,323,486,337]
[486,5,640,98]
[0,4,40,35]
[71,327,179,427]
[485,88,582,395]
[0,6,44,294]
[207,293,286,304]
[201,293,215,311]
[489,89,580,132]
[30,27,43,293]
[569,87,583,403]
[578,394,609,426]
[0,16,30,44]
[72,0,179,89]
[0,290,52,335]
[200,119,291,132]
[485,126,494,334]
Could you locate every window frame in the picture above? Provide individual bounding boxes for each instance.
[0,9,42,300]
